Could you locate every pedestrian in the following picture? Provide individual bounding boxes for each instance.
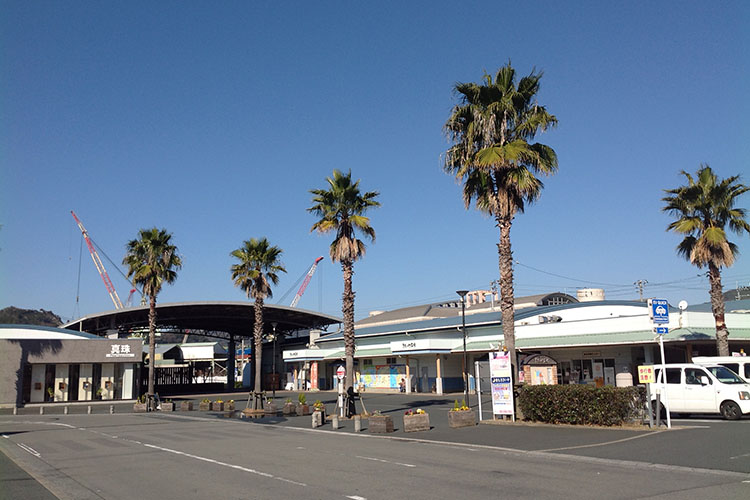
[399,378,406,393]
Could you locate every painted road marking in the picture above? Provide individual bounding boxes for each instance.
[17,442,40,457]
[1,434,8,439]
[355,455,415,468]
[536,430,665,452]
[730,453,750,460]
[346,496,368,500]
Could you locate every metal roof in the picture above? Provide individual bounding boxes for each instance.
[61,301,341,340]
[0,324,101,340]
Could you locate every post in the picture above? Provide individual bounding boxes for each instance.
[227,334,236,392]
[659,334,671,428]
[271,323,278,398]
[405,356,411,394]
[645,383,654,428]
[436,354,443,395]
[457,290,469,405]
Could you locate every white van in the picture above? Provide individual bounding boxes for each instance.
[692,356,750,382]
[649,363,750,420]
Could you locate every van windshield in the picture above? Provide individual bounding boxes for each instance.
[706,366,745,384]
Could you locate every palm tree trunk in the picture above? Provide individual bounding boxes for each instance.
[342,259,356,392]
[148,294,157,409]
[708,263,729,356]
[496,214,516,380]
[253,296,264,406]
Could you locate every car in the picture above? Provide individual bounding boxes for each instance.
[692,356,750,382]
[649,363,750,420]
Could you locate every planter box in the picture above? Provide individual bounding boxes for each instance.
[224,402,235,412]
[448,409,476,428]
[160,402,175,412]
[403,413,430,432]
[133,403,148,413]
[264,402,278,415]
[211,402,225,411]
[282,403,296,415]
[296,404,310,416]
[369,415,394,433]
[180,401,193,411]
[199,402,211,411]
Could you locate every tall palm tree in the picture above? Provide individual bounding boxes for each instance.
[662,165,749,356]
[123,228,182,407]
[444,62,558,378]
[309,170,380,393]
[230,238,286,407]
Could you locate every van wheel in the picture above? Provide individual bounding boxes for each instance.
[720,401,742,420]
[651,401,666,420]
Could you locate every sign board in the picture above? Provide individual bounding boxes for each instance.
[638,365,655,384]
[489,351,514,417]
[654,326,669,336]
[648,298,669,324]
[336,365,345,379]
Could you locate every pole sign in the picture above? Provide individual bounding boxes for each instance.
[654,326,669,336]
[336,365,345,379]
[638,365,655,384]
[648,298,669,324]
[489,351,514,418]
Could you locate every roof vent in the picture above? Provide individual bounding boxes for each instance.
[538,315,562,324]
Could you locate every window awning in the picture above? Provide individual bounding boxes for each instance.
[324,347,392,360]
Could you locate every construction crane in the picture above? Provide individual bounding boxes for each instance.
[290,256,324,308]
[71,211,124,310]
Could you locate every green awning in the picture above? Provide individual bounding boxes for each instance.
[324,347,392,359]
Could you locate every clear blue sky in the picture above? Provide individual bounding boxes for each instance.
[2,1,749,323]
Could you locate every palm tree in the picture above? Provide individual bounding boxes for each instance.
[308,170,380,394]
[123,228,182,407]
[230,238,286,408]
[444,62,558,378]
[662,165,750,356]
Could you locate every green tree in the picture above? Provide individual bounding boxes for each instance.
[662,165,750,356]
[444,62,558,378]
[123,228,182,406]
[230,237,286,406]
[308,170,380,394]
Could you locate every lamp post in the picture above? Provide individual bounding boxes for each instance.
[456,290,469,405]
[271,322,278,398]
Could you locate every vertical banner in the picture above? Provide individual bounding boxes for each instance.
[489,351,514,418]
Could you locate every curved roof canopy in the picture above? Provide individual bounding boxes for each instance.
[62,301,341,340]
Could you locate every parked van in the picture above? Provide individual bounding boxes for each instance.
[649,363,750,420]
[692,356,750,381]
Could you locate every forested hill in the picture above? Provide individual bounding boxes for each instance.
[0,306,62,326]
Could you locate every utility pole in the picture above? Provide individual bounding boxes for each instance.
[634,279,648,302]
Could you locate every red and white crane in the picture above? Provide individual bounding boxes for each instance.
[71,211,124,310]
[290,256,324,307]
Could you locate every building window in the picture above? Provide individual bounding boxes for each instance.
[386,357,396,364]
[362,359,373,367]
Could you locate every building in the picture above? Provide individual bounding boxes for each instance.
[1,325,143,407]
[282,293,750,393]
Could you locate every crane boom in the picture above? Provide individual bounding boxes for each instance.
[290,256,324,308]
[71,211,124,309]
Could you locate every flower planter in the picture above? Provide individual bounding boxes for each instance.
[211,402,224,411]
[448,409,476,428]
[160,402,175,412]
[296,404,310,416]
[224,402,235,412]
[133,403,148,413]
[403,413,430,432]
[282,403,296,416]
[180,401,193,411]
[369,415,394,433]
[264,402,278,415]
[199,402,211,411]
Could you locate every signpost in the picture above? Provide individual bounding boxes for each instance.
[489,351,514,420]
[638,365,655,428]
[336,365,346,417]
[648,298,671,428]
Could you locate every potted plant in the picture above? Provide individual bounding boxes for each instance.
[448,400,476,428]
[312,400,326,420]
[212,399,225,411]
[264,397,278,415]
[96,387,104,400]
[296,393,310,416]
[403,408,430,432]
[224,399,235,411]
[369,410,394,433]
[134,394,148,413]
[180,400,193,411]
[199,398,211,411]
[47,387,55,402]
[282,398,296,416]
[160,399,175,412]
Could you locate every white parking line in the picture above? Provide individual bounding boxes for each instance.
[536,430,665,452]
[346,496,368,500]
[355,455,415,467]
[17,442,41,457]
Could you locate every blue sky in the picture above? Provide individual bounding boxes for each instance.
[2,1,749,323]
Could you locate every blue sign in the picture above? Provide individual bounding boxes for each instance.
[649,298,669,324]
[655,327,669,335]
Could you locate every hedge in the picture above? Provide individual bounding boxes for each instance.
[517,385,644,426]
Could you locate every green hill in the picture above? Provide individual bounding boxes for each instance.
[0,306,62,326]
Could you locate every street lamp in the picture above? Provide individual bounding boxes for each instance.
[456,290,469,405]
[271,322,278,398]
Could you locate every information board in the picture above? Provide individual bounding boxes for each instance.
[489,351,514,417]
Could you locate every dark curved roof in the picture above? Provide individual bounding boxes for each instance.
[61,301,341,339]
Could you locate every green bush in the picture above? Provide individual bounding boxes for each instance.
[517,385,644,426]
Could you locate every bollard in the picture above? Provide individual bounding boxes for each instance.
[354,415,361,432]
[311,412,320,428]
[64,406,69,415]
[13,407,17,415]
[110,405,114,414]
[87,405,92,414]
[331,414,339,430]
[40,406,44,415]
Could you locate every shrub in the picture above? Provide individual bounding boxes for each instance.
[298,393,307,405]
[518,385,644,426]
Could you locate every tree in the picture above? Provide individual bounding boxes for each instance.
[123,228,182,407]
[308,170,380,394]
[230,237,286,407]
[444,62,558,378]
[662,165,750,356]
